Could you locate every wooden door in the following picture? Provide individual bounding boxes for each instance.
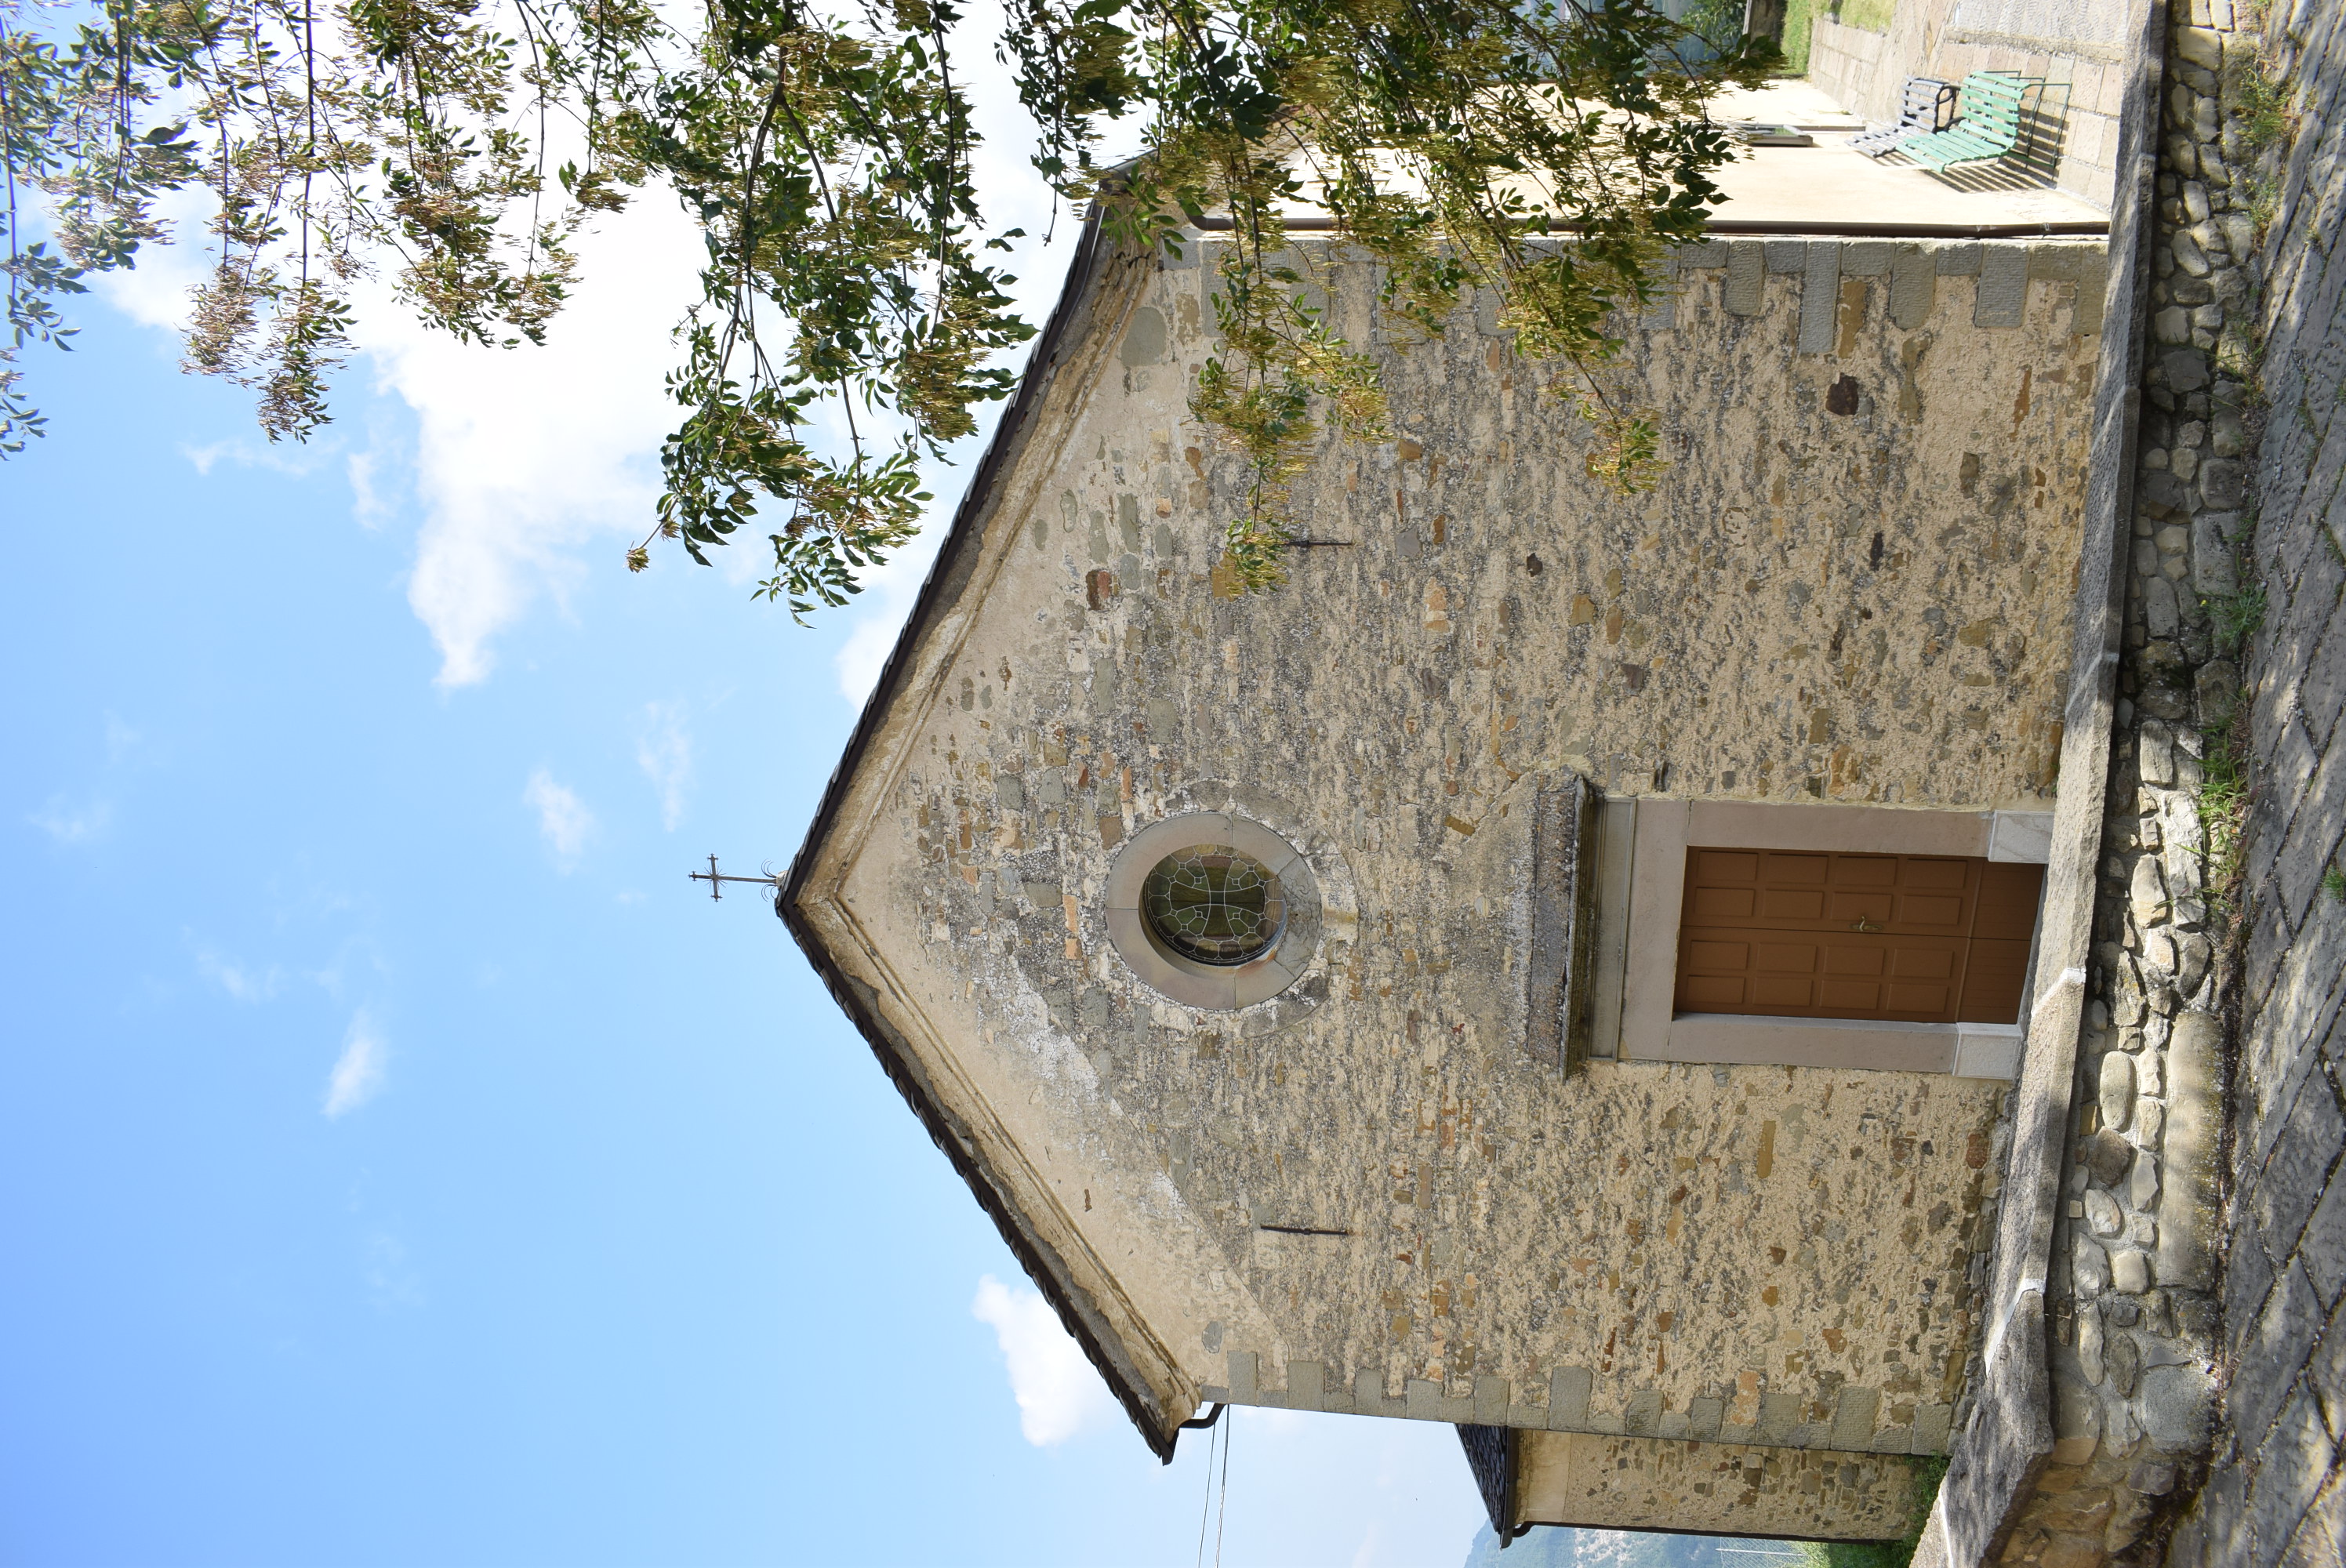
[1673,848,2044,1025]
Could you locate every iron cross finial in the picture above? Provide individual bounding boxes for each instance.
[689,855,782,903]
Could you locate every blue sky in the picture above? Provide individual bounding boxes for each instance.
[0,100,1493,1566]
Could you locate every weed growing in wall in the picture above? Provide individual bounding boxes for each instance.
[2208,581,2268,656]
[2199,698,2254,927]
[2225,20,2293,238]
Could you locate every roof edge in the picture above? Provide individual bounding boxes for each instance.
[777,203,1189,1462]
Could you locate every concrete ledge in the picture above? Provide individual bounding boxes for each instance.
[1225,1346,1951,1458]
[1953,1026,2028,1081]
[1988,811,2056,863]
[1637,1016,2025,1079]
[1682,799,2001,856]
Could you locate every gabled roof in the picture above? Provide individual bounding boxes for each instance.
[776,205,1189,1458]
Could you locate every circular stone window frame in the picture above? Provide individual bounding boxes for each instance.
[1105,813,1322,1011]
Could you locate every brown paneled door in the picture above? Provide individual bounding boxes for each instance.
[1674,849,2045,1025]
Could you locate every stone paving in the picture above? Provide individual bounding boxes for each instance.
[2160,0,2346,1561]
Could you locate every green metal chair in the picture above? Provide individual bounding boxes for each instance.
[1853,77,1959,157]
[1896,71,2043,173]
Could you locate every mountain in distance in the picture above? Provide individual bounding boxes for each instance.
[1461,1523,1825,1568]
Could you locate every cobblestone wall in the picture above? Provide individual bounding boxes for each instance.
[1933,5,2279,1566]
[2159,0,2346,1560]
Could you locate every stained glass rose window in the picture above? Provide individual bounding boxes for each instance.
[1140,845,1286,966]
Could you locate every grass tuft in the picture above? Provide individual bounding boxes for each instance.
[2226,41,2291,157]
[2224,26,2293,237]
[2199,698,2254,924]
[2207,581,2267,656]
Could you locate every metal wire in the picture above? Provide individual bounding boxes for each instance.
[1214,1409,1233,1567]
[1194,1416,1217,1568]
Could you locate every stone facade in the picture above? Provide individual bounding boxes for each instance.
[787,218,2110,1474]
[1511,1427,1921,1539]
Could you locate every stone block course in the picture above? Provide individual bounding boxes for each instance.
[2308,1181,2346,1315]
[2201,1460,2252,1565]
[1977,246,2031,328]
[2282,524,2346,633]
[2245,1385,2337,1566]
[2252,1080,2346,1269]
[2277,748,2346,924]
[2228,1123,2280,1309]
[2268,711,2325,836]
[2315,1310,2346,1442]
[2249,1013,2339,1181]
[2298,627,2346,752]
[2279,1471,2346,1567]
[2244,1261,2330,1472]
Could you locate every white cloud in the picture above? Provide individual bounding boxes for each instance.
[91,187,210,333]
[27,716,146,845]
[196,947,281,1002]
[971,1274,1117,1446]
[27,796,111,844]
[347,426,405,530]
[524,769,594,866]
[180,437,332,477]
[324,1013,388,1117]
[362,1230,426,1310]
[635,702,693,830]
[96,169,701,689]
[831,524,950,705]
[387,209,704,687]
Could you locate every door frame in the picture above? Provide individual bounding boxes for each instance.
[1586,799,2053,1080]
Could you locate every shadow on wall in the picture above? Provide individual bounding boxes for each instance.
[2011,82,2076,183]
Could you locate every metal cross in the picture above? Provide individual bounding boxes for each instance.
[688,853,782,902]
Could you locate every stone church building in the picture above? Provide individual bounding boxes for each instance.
[783,205,2116,1542]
